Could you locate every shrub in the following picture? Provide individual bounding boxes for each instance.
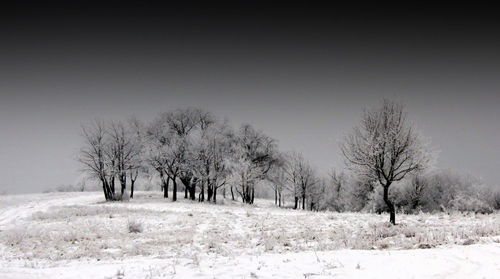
[449,194,493,214]
[127,219,143,233]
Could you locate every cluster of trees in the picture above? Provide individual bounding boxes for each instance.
[80,107,329,208]
[80,108,282,204]
[267,152,325,210]
[79,101,499,224]
[79,120,143,201]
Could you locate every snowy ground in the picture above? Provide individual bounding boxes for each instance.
[0,192,499,278]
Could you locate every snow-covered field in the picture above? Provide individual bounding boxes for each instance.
[0,192,499,278]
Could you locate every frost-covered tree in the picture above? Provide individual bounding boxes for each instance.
[266,153,288,207]
[145,115,185,201]
[145,108,228,202]
[166,108,212,201]
[127,117,147,199]
[205,123,234,203]
[401,173,427,211]
[344,176,375,211]
[79,120,117,200]
[283,152,317,210]
[323,170,348,211]
[228,124,278,204]
[308,178,328,211]
[190,119,233,203]
[80,120,143,201]
[341,99,430,224]
[108,121,142,199]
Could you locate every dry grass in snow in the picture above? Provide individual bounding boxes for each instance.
[0,191,499,278]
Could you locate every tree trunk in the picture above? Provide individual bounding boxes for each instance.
[102,179,110,200]
[278,192,282,207]
[172,176,177,202]
[383,184,396,225]
[199,180,205,202]
[243,184,249,203]
[274,189,278,205]
[294,197,298,209]
[242,182,254,204]
[130,171,138,199]
[110,176,115,197]
[241,183,253,204]
[213,187,217,203]
[107,179,115,201]
[250,187,255,204]
[231,185,235,200]
[180,176,196,200]
[302,195,306,210]
[160,171,168,198]
[207,185,213,202]
[184,186,188,199]
[189,185,196,200]
[120,174,126,196]
[163,177,170,198]
[105,177,116,200]
[130,180,135,199]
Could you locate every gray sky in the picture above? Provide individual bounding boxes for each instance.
[1,4,499,193]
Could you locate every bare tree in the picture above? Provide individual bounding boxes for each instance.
[229,124,278,204]
[145,118,172,199]
[283,152,317,210]
[127,117,146,199]
[194,121,233,203]
[324,170,347,211]
[164,108,207,201]
[308,178,327,211]
[145,108,218,202]
[79,120,115,200]
[267,153,287,207]
[145,117,184,201]
[108,121,142,199]
[189,111,218,202]
[341,99,430,224]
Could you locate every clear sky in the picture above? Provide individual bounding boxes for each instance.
[1,3,499,193]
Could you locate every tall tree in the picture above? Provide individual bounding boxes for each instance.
[144,117,174,199]
[341,99,430,224]
[165,108,208,201]
[127,117,146,199]
[79,120,115,200]
[326,170,347,211]
[145,108,216,201]
[108,121,142,199]
[229,124,278,204]
[191,121,233,203]
[267,153,287,207]
[283,152,317,210]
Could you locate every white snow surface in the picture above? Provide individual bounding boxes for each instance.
[0,191,499,279]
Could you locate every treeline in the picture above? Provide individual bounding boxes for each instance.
[79,108,332,209]
[79,104,499,222]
